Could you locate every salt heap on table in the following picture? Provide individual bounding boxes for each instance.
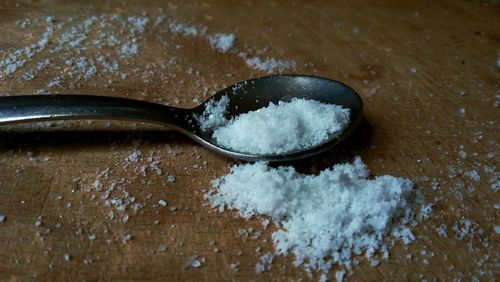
[206,157,417,272]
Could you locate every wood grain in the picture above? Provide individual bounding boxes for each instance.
[0,0,498,281]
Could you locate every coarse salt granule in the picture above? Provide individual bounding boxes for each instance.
[196,95,230,131]
[208,33,236,53]
[206,157,417,272]
[210,98,350,154]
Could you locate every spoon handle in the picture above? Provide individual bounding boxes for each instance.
[0,95,191,129]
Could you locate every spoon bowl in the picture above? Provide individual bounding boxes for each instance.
[0,75,363,162]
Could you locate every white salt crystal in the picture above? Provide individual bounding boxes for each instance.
[210,98,350,154]
[120,43,139,57]
[127,150,141,162]
[0,215,6,222]
[436,224,448,237]
[465,170,480,182]
[255,252,274,273]
[229,262,240,270]
[170,21,198,36]
[159,199,167,206]
[452,219,479,241]
[35,218,42,227]
[83,258,92,265]
[196,96,229,131]
[166,175,176,183]
[335,270,345,282]
[206,157,416,271]
[128,16,149,33]
[158,244,167,252]
[63,254,71,261]
[242,55,296,73]
[418,203,432,220]
[208,33,236,53]
[122,232,133,244]
[185,256,204,268]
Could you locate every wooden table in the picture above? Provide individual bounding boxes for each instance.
[0,0,498,280]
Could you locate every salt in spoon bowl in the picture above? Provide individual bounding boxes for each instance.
[0,74,362,162]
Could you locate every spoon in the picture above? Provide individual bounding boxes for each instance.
[0,74,363,162]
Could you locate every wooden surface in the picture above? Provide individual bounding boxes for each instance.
[0,0,499,281]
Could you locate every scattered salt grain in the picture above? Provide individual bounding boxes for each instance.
[206,157,418,271]
[83,258,92,265]
[210,98,350,154]
[158,244,167,252]
[184,255,205,269]
[120,43,139,57]
[494,226,500,234]
[127,150,141,163]
[0,215,6,222]
[170,21,198,36]
[122,232,133,244]
[128,16,149,33]
[34,217,43,227]
[229,262,240,270]
[166,175,176,183]
[196,96,229,131]
[437,224,448,237]
[159,199,168,206]
[335,270,345,282]
[255,252,274,273]
[452,219,479,241]
[465,170,480,182]
[208,33,236,53]
[63,254,71,261]
[242,55,296,73]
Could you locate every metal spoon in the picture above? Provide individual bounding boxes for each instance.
[0,74,362,162]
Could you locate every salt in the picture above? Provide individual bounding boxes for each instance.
[120,43,139,58]
[158,244,167,252]
[210,98,350,154]
[241,54,296,73]
[208,33,236,53]
[166,175,176,183]
[206,157,418,271]
[196,96,229,131]
[184,256,204,269]
[335,270,345,282]
[169,21,198,36]
[63,254,71,261]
